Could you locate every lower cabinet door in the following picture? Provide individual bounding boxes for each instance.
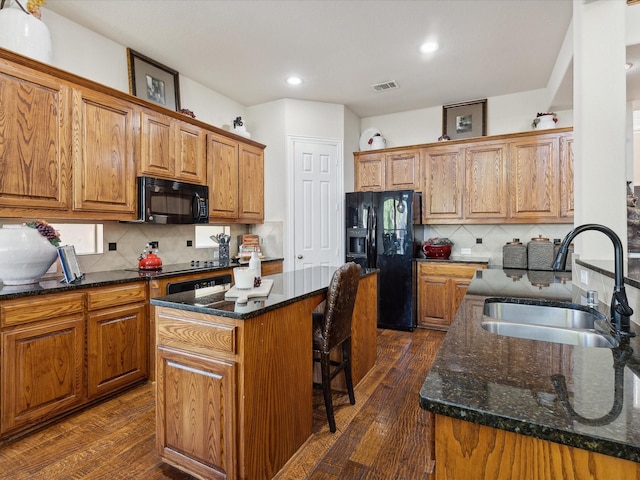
[156,347,237,480]
[1,315,85,435]
[87,303,148,399]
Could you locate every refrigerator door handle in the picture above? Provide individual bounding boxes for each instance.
[368,205,377,268]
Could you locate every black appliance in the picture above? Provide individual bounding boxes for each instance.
[136,176,209,224]
[346,190,422,331]
[166,273,232,294]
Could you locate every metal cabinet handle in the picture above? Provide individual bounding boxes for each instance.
[297,254,303,259]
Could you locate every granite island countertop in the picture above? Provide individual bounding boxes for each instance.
[419,268,640,463]
[150,266,379,320]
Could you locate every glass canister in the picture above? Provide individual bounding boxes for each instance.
[527,235,554,270]
[503,239,527,269]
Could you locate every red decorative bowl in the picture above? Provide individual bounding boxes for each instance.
[422,244,452,259]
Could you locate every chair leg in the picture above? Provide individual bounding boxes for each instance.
[320,352,337,432]
[342,339,356,405]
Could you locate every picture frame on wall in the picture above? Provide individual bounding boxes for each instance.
[442,99,487,140]
[127,48,181,111]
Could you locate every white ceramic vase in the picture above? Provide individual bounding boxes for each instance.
[535,114,556,130]
[0,1,52,64]
[0,224,58,285]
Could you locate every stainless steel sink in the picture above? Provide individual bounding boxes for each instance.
[483,299,606,329]
[481,299,619,348]
[481,320,619,348]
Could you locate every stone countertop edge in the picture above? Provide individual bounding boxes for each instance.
[576,258,640,290]
[0,259,285,300]
[150,267,379,320]
[419,267,640,464]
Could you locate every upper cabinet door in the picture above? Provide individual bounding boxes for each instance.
[508,134,559,221]
[355,153,385,191]
[464,142,508,220]
[385,150,422,191]
[238,143,264,223]
[174,120,207,184]
[423,145,464,223]
[71,88,138,219]
[0,63,71,213]
[140,110,173,178]
[208,133,239,220]
[559,133,574,219]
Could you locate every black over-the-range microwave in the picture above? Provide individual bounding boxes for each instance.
[136,176,209,224]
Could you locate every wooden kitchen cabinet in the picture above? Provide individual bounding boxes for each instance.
[0,292,85,437]
[464,141,508,220]
[140,110,207,185]
[208,133,264,223]
[86,283,148,400]
[422,145,465,222]
[416,262,486,330]
[71,87,138,220]
[559,133,574,219]
[0,60,72,217]
[157,338,238,480]
[508,133,559,221]
[354,149,421,192]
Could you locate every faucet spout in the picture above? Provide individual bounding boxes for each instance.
[552,224,634,336]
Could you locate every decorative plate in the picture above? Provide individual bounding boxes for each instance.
[359,127,382,151]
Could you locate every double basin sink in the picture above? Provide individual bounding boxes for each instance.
[481,298,619,348]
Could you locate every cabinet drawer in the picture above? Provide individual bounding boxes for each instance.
[157,311,237,356]
[87,282,147,311]
[1,292,84,327]
[418,262,486,278]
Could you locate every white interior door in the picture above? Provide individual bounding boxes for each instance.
[290,137,343,270]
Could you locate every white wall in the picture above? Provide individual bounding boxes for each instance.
[360,88,574,150]
[43,10,246,130]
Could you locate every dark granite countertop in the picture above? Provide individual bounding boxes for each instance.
[577,257,640,290]
[150,266,378,320]
[419,268,640,463]
[0,259,284,300]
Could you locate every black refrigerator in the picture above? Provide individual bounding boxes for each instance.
[345,190,422,331]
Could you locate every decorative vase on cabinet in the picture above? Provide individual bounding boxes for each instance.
[0,0,52,64]
[0,224,58,285]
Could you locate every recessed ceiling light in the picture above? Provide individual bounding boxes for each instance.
[286,76,303,86]
[626,62,634,71]
[420,41,439,54]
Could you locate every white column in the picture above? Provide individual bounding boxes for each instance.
[573,0,627,259]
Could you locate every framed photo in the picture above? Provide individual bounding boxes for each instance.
[442,99,487,140]
[127,48,181,111]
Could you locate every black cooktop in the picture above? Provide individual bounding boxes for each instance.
[125,261,230,276]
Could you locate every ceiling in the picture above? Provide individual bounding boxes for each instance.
[45,0,578,118]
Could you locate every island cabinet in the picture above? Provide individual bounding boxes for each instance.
[139,109,207,185]
[155,294,324,480]
[153,268,378,480]
[86,283,148,400]
[208,133,265,224]
[416,262,486,330]
[354,149,422,192]
[434,415,640,479]
[0,58,72,217]
[70,87,138,220]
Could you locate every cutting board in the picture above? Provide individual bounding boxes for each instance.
[224,279,274,304]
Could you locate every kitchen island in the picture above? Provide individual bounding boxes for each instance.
[150,266,378,480]
[420,268,640,478]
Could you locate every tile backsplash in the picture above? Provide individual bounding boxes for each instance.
[419,224,574,266]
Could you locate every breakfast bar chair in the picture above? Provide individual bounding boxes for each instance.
[312,262,361,432]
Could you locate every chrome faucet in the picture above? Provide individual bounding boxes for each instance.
[552,224,634,336]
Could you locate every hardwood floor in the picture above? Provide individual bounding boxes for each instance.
[0,328,444,480]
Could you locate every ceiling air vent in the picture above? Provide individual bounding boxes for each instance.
[371,80,399,92]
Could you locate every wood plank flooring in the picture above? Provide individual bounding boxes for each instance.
[0,328,444,480]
